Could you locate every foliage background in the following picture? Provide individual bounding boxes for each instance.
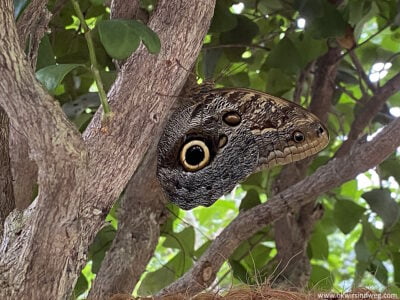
[15,0,400,297]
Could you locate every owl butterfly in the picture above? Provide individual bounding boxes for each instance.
[157,86,329,210]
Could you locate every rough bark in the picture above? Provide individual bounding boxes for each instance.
[267,47,341,288]
[9,129,38,209]
[0,2,88,299]
[110,0,141,20]
[0,0,215,298]
[90,75,199,297]
[88,1,168,297]
[160,115,400,297]
[0,107,15,238]
[11,0,47,210]
[16,0,52,69]
[88,145,168,299]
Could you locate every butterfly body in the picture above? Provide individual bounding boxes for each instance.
[157,88,329,210]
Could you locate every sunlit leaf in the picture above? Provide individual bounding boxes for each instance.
[309,264,334,290]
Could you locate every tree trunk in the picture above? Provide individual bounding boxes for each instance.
[0,0,216,298]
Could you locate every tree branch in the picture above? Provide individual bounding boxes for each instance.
[335,72,400,158]
[16,0,52,69]
[90,55,201,298]
[110,0,142,20]
[349,50,376,94]
[0,107,14,238]
[159,116,400,296]
[9,130,37,209]
[88,145,168,299]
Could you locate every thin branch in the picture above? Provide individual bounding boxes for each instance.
[337,23,391,62]
[349,50,376,94]
[335,71,400,158]
[336,83,358,101]
[293,63,313,104]
[159,116,400,297]
[71,0,110,115]
[203,44,271,51]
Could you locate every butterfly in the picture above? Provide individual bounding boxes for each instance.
[157,87,329,210]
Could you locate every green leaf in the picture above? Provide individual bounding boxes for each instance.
[239,189,261,211]
[73,273,88,298]
[163,226,195,256]
[263,68,294,96]
[73,112,95,131]
[297,0,347,39]
[362,189,400,228]
[229,259,250,283]
[368,259,388,286]
[35,64,84,93]
[379,155,400,185]
[137,265,176,295]
[209,0,238,33]
[138,250,192,295]
[193,200,237,231]
[355,232,371,262]
[388,221,400,250]
[202,48,223,80]
[36,35,56,71]
[98,20,140,59]
[88,225,116,273]
[100,70,117,92]
[354,261,369,287]
[98,19,160,59]
[128,20,161,54]
[309,264,334,290]
[291,32,328,68]
[220,15,259,61]
[333,199,365,234]
[241,171,267,190]
[309,228,329,260]
[340,179,362,200]
[220,15,259,45]
[242,244,272,270]
[264,37,301,74]
[393,252,400,287]
[220,72,250,88]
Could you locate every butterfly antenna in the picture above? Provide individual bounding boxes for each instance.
[175,58,198,81]
[214,61,248,84]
